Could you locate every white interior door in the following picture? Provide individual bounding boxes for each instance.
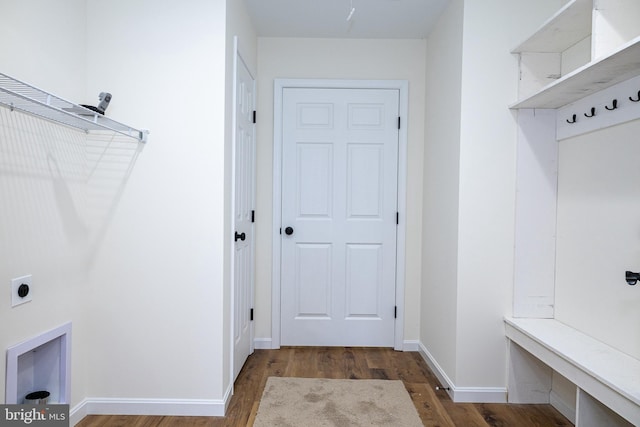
[280,87,399,347]
[232,53,255,380]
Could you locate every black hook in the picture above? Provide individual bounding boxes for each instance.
[584,107,596,118]
[566,114,577,124]
[626,271,639,286]
[605,99,618,110]
[630,91,640,102]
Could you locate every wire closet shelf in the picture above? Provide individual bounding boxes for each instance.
[0,72,148,142]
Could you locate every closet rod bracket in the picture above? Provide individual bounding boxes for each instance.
[0,72,148,143]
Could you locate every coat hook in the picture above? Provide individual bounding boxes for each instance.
[566,114,577,124]
[584,107,596,117]
[605,99,618,110]
[630,91,640,102]
[626,271,639,286]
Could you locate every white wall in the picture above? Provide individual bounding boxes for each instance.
[84,0,230,404]
[226,0,258,76]
[455,0,547,388]
[254,37,426,344]
[0,0,86,98]
[555,120,640,359]
[421,0,464,384]
[0,0,248,413]
[0,0,89,405]
[422,0,565,393]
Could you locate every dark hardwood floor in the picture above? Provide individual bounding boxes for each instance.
[77,347,571,426]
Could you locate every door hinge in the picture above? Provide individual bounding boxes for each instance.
[251,210,255,223]
[279,227,282,235]
[253,110,257,124]
[250,308,254,321]
[394,306,397,319]
[398,117,401,130]
[396,212,399,225]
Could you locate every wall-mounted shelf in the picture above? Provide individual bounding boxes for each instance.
[511,36,640,109]
[511,0,640,110]
[0,72,148,142]
[512,0,592,54]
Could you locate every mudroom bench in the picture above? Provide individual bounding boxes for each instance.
[504,317,640,426]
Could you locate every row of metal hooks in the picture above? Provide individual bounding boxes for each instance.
[566,90,640,123]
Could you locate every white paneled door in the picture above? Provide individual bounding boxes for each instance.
[280,88,399,346]
[233,53,255,381]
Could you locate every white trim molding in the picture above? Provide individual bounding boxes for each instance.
[418,342,507,404]
[402,340,420,352]
[70,384,233,426]
[253,337,274,349]
[557,74,640,141]
[272,78,409,351]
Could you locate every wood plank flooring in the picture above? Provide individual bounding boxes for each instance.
[76,347,572,426]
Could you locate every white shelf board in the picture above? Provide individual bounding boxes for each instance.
[512,0,592,53]
[511,36,640,109]
[0,72,147,142]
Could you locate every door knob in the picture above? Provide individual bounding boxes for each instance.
[235,231,246,242]
[284,226,294,236]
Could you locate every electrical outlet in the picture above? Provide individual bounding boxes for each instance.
[11,275,32,307]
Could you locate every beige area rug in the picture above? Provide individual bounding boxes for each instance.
[253,377,424,426]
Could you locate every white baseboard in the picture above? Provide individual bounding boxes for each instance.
[70,384,232,426]
[254,338,274,349]
[417,342,455,400]
[253,338,419,351]
[550,390,576,425]
[70,400,89,426]
[417,342,507,404]
[403,340,420,352]
[450,387,507,403]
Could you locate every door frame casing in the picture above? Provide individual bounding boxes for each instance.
[272,79,408,351]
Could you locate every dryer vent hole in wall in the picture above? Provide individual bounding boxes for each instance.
[6,322,72,405]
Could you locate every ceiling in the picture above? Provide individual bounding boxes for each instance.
[244,0,450,39]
